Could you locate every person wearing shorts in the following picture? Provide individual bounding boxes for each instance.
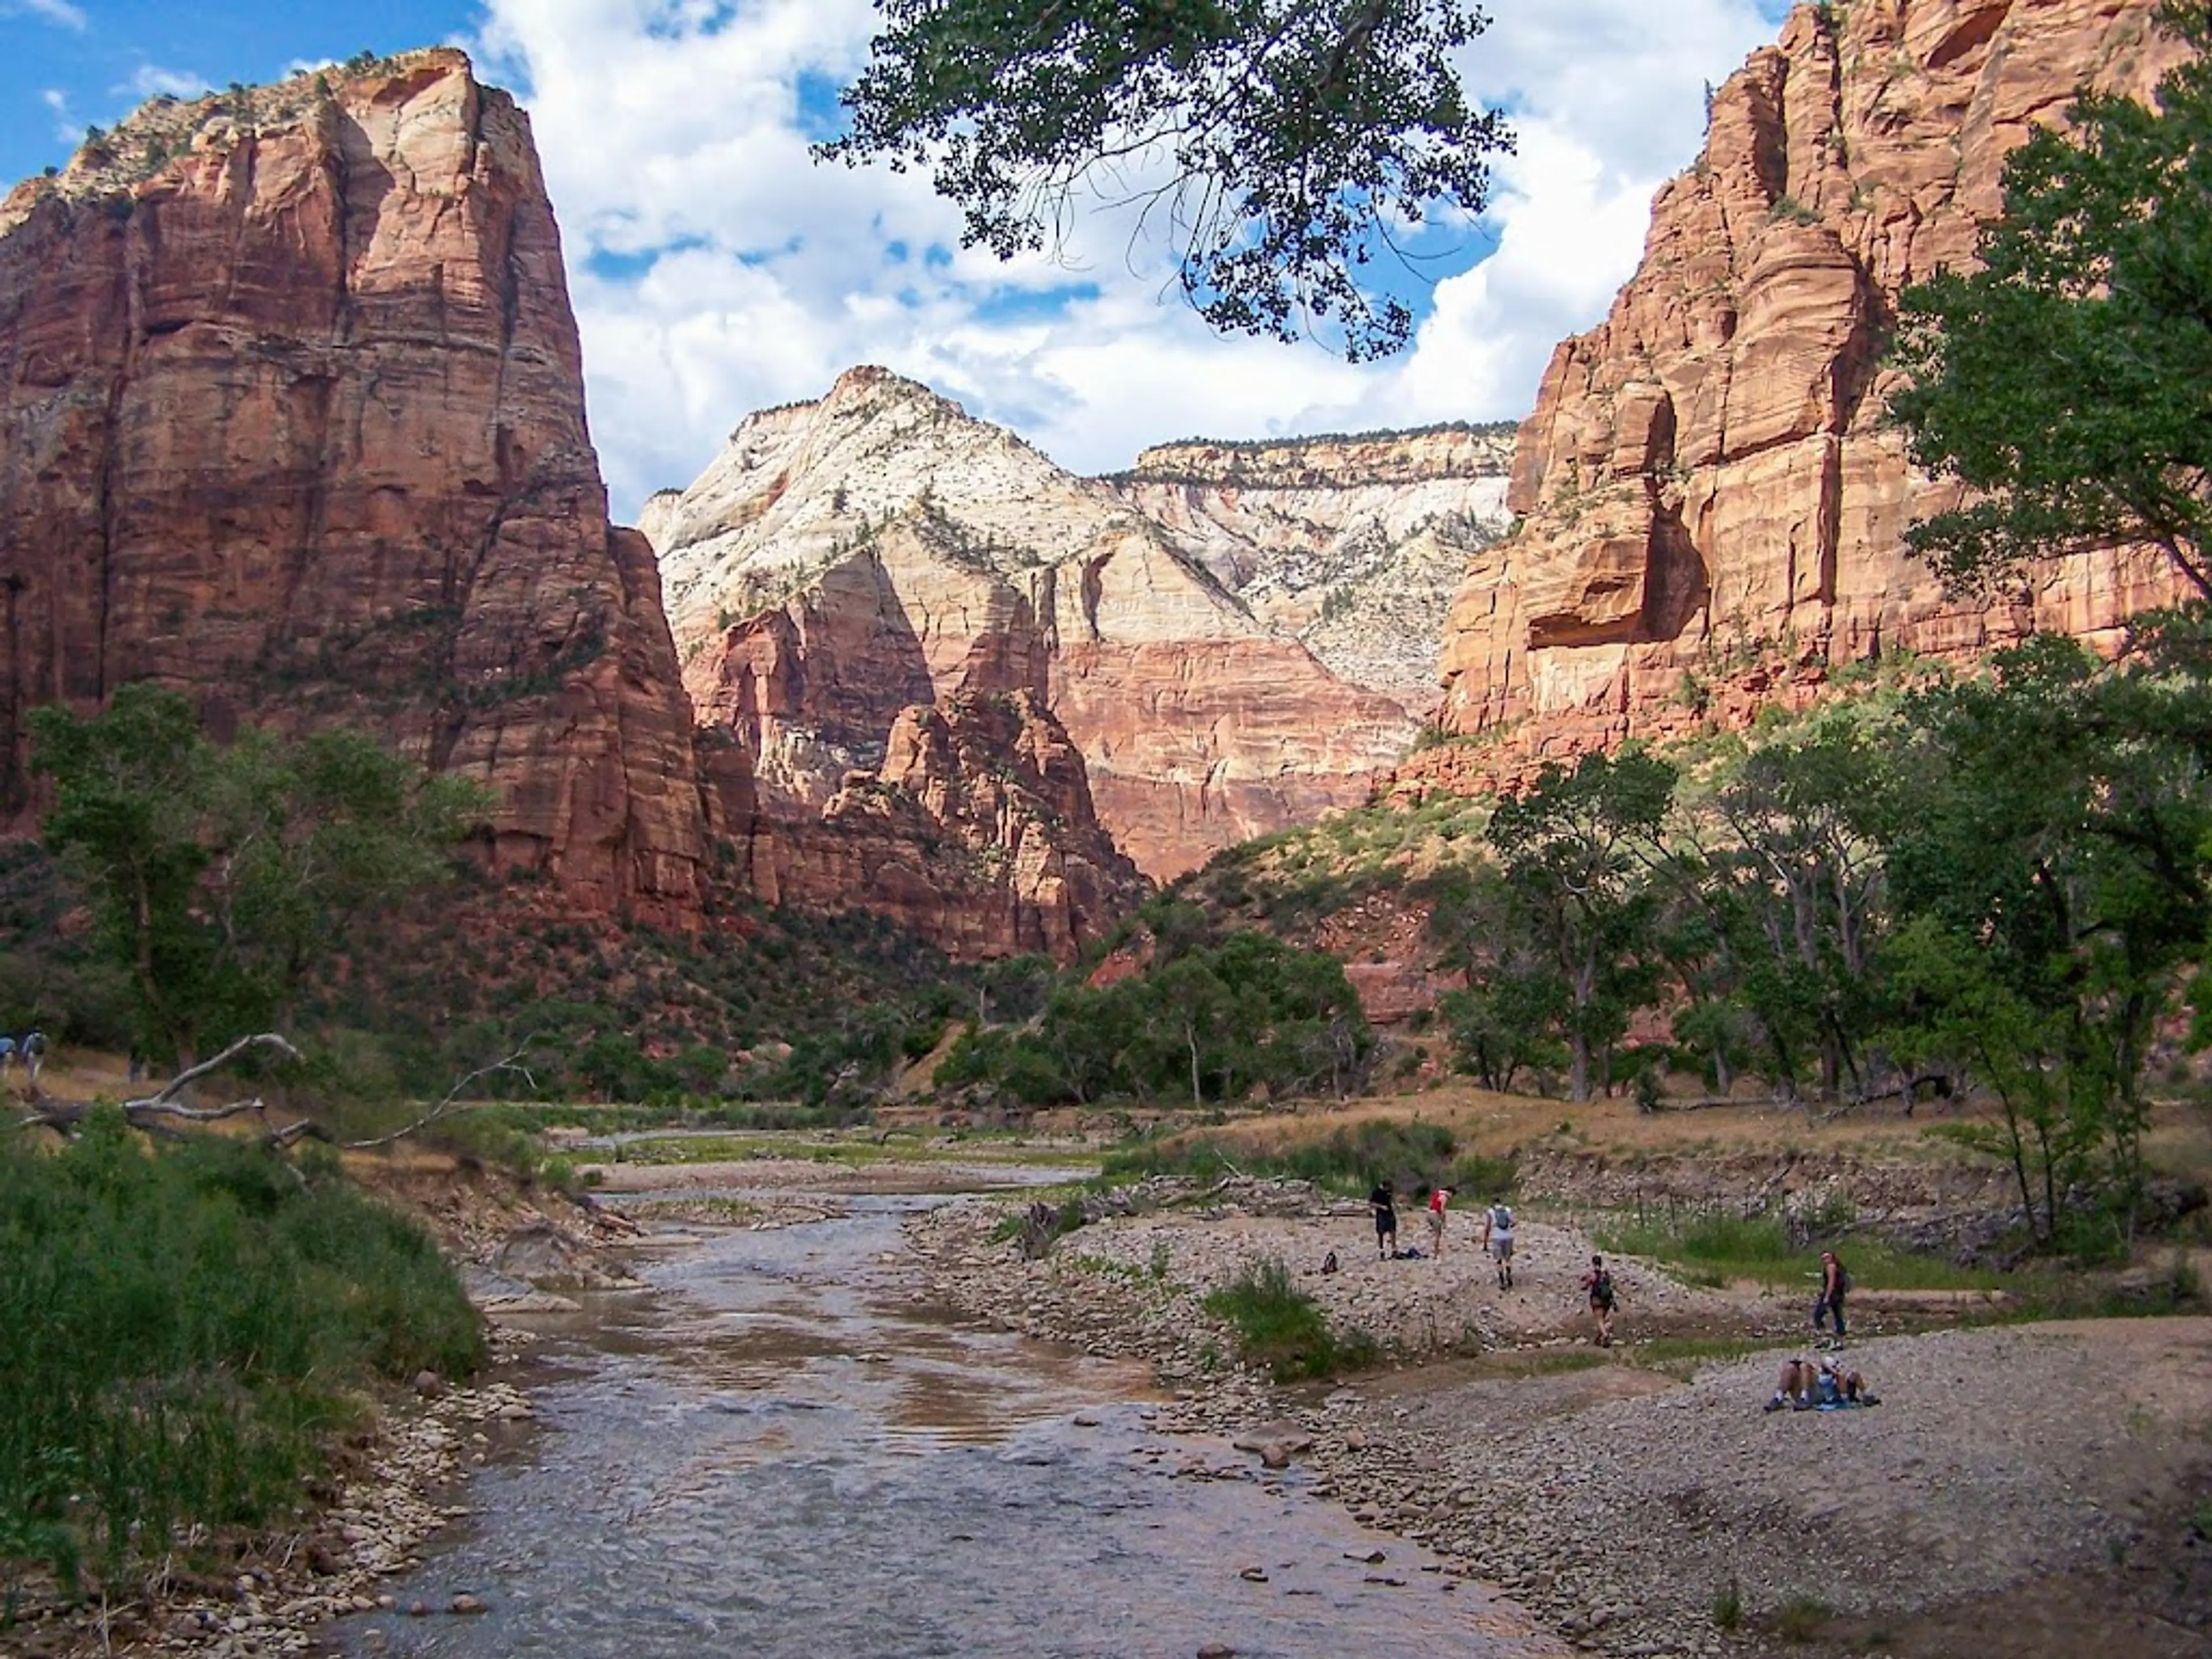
[1483,1199,1516,1289]
[1582,1255,1617,1347]
[1424,1185,1452,1257]
[1369,1180,1398,1259]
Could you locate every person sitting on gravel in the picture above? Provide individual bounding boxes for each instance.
[1582,1255,1617,1346]
[1369,1180,1398,1260]
[1764,1356,1878,1411]
[1482,1199,1516,1290]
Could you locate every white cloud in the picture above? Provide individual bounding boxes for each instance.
[40,86,76,144]
[122,65,211,101]
[474,0,1789,517]
[5,0,88,31]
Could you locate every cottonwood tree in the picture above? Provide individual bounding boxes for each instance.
[30,686,490,1068]
[1878,635,2212,1250]
[1892,2,2212,596]
[1484,749,1676,1104]
[1692,720,1902,1100]
[817,0,1510,359]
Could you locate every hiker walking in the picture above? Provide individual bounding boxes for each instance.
[1482,1197,1516,1289]
[1368,1179,1399,1260]
[1582,1254,1618,1347]
[1424,1184,1452,1258]
[21,1031,46,1088]
[1813,1249,1850,1344]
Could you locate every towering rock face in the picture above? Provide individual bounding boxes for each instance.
[0,51,708,925]
[1430,0,2190,769]
[653,367,1420,889]
[1107,427,1515,714]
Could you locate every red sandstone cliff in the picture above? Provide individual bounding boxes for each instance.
[0,51,707,925]
[725,689,1149,961]
[1427,0,2191,777]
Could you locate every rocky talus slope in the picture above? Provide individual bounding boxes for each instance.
[1107,428,1514,713]
[729,688,1149,963]
[1423,0,2192,783]
[650,367,1420,891]
[0,51,707,925]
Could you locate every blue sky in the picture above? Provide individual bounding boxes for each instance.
[1,1,469,179]
[3,0,1798,517]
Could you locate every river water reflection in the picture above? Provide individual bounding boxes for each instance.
[334,1193,1556,1659]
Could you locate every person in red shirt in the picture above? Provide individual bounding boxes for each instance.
[1424,1184,1453,1258]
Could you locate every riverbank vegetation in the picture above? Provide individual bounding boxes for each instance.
[937,926,1373,1107]
[0,1111,479,1596]
[1202,1256,1374,1381]
[1104,1114,1513,1200]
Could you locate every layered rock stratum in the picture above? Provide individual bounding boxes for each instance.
[1426,0,2191,777]
[0,50,707,924]
[1107,427,1514,712]
[651,367,1423,887]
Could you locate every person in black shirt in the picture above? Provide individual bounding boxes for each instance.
[1368,1180,1397,1259]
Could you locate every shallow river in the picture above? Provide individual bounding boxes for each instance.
[335,1192,1555,1659]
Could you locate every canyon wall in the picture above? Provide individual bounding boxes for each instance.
[1108,427,1514,712]
[652,368,1421,900]
[0,51,707,925]
[1427,0,2190,777]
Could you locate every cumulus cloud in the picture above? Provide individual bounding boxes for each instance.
[474,0,1791,517]
[122,65,212,101]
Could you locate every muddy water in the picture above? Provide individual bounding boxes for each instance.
[336,1195,1556,1659]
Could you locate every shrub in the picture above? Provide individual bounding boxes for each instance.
[1202,1256,1369,1381]
[0,1113,481,1589]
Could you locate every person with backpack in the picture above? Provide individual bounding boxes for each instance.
[1814,1249,1850,1344]
[1582,1254,1617,1347]
[1482,1198,1516,1289]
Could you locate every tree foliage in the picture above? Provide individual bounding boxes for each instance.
[816,0,1510,359]
[29,687,490,1066]
[1482,749,1676,1104]
[939,926,1371,1105]
[1892,2,2212,597]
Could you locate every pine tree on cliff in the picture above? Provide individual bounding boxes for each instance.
[1892,1,2212,598]
[815,0,1510,361]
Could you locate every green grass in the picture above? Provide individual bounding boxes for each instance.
[1593,1210,2010,1293]
[0,1113,481,1593]
[1774,1592,1831,1642]
[1711,1577,1744,1631]
[1201,1256,1374,1381]
[606,1130,1098,1171]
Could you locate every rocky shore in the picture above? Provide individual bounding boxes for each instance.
[22,1358,540,1659]
[911,1183,2212,1658]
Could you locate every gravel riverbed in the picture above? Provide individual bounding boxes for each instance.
[911,1187,2212,1658]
